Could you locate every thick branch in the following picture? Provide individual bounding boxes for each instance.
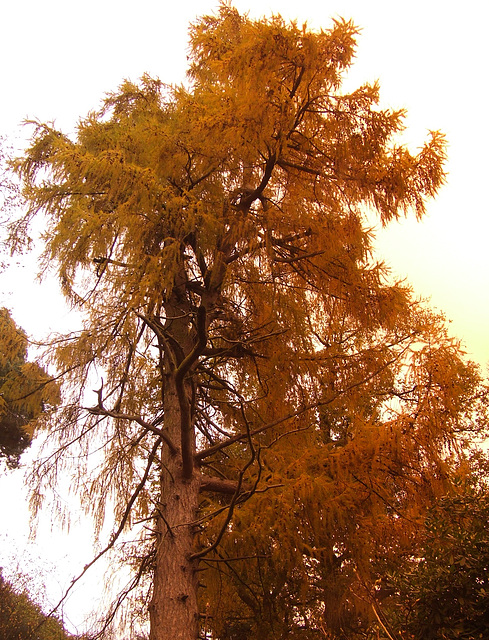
[93,256,134,269]
[175,306,208,383]
[191,446,256,561]
[274,249,326,264]
[277,158,321,176]
[175,305,208,478]
[226,227,312,265]
[237,152,276,211]
[133,310,178,372]
[200,475,250,495]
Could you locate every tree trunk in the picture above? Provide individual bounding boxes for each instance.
[149,377,200,640]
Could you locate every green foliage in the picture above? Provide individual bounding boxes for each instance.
[0,308,60,468]
[0,570,72,640]
[386,474,489,640]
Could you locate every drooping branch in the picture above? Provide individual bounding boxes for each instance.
[87,390,179,456]
[32,437,162,634]
[91,553,154,640]
[195,357,403,464]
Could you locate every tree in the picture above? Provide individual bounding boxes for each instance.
[10,4,485,639]
[0,569,73,640]
[0,308,60,468]
[1,136,21,267]
[384,460,489,640]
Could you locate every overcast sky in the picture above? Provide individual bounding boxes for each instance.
[1,0,488,632]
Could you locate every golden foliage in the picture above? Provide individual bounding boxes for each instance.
[8,4,485,638]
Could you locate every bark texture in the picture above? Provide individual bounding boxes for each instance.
[149,379,200,640]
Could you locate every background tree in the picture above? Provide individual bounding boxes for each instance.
[9,4,485,639]
[0,308,60,468]
[0,569,74,640]
[383,456,489,640]
[1,137,21,267]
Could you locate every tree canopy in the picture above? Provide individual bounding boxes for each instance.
[0,569,74,640]
[385,463,489,640]
[0,308,60,468]
[9,4,487,639]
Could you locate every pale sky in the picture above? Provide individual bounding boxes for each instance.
[1,0,488,632]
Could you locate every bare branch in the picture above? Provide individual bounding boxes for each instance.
[86,403,179,457]
[32,438,161,635]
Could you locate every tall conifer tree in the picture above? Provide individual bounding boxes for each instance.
[11,5,485,638]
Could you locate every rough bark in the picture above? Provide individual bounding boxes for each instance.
[149,377,200,640]
[148,261,223,639]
